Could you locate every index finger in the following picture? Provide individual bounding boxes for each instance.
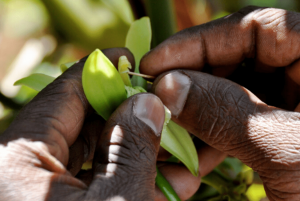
[140,6,300,80]
[0,48,135,165]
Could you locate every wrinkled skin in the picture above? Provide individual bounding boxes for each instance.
[0,48,219,201]
[140,6,300,201]
[0,48,166,201]
[2,6,300,201]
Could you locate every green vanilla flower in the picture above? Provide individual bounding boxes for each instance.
[82,49,127,120]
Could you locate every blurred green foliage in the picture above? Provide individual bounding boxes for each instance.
[1,0,48,37]
[41,0,133,50]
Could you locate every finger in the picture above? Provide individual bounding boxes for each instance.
[197,145,227,177]
[0,48,135,167]
[67,114,105,176]
[295,103,300,112]
[227,63,298,111]
[155,163,201,201]
[157,146,172,161]
[86,93,165,201]
[153,70,300,197]
[140,6,300,78]
[155,146,226,201]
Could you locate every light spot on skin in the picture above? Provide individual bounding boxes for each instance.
[109,125,124,144]
[105,125,125,177]
[107,195,126,201]
[161,73,175,92]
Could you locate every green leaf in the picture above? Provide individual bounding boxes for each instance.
[82,49,127,120]
[125,17,151,89]
[60,61,77,73]
[14,73,56,92]
[214,157,244,182]
[202,171,231,193]
[189,184,219,201]
[161,120,199,177]
[125,86,146,98]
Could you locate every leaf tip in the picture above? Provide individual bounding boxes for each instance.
[13,80,20,86]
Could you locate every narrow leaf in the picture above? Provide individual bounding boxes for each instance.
[161,120,199,177]
[125,17,151,89]
[14,73,55,92]
[82,49,126,120]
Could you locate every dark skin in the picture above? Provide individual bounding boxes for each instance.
[0,48,216,201]
[141,6,300,201]
[0,49,166,201]
[1,6,300,201]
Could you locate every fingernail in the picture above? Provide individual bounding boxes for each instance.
[133,94,165,136]
[154,71,191,117]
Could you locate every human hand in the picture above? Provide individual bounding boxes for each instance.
[141,6,300,201]
[0,48,167,201]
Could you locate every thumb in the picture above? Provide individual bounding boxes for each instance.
[152,70,300,199]
[152,70,300,177]
[88,93,165,201]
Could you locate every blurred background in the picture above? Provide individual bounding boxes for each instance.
[0,0,299,200]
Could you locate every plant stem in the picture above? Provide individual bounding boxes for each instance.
[201,170,231,193]
[156,167,181,201]
[144,0,177,47]
[127,72,155,79]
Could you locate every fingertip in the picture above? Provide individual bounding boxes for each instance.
[152,71,191,118]
[133,93,165,137]
[197,145,227,176]
[156,163,201,201]
[140,29,204,76]
[294,102,300,113]
[286,60,300,86]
